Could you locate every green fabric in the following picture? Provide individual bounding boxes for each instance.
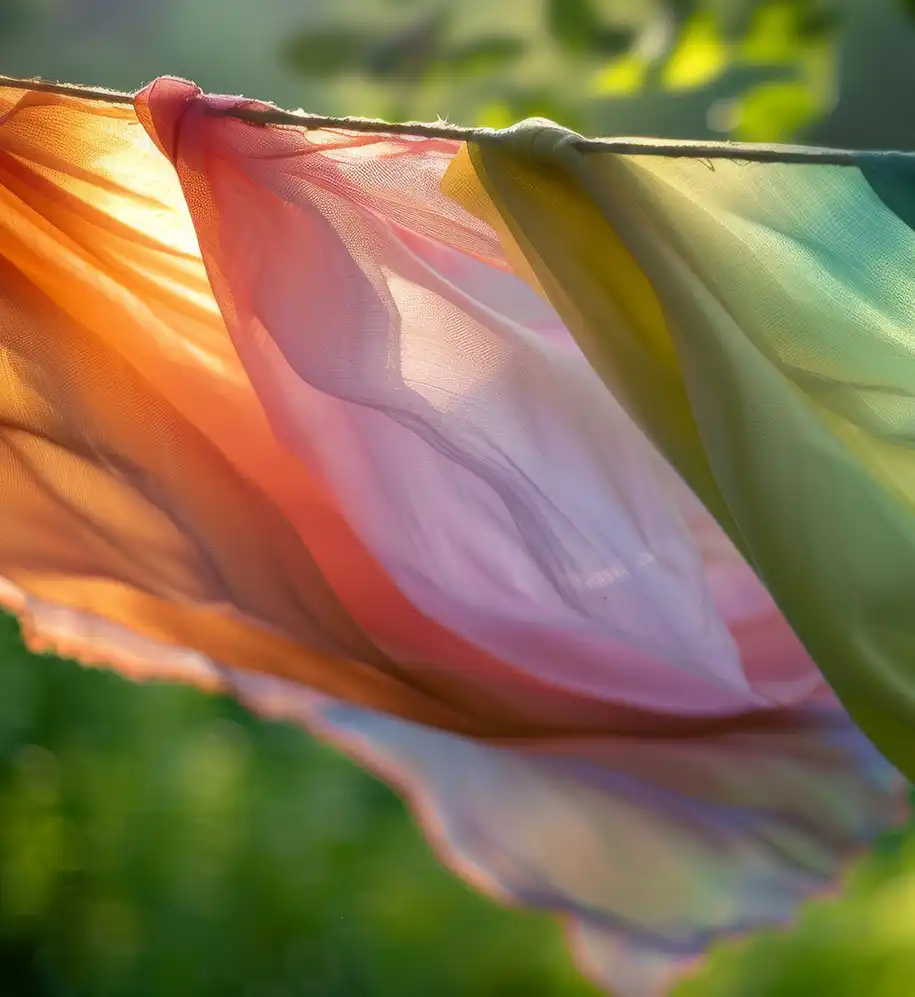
[461,124,915,780]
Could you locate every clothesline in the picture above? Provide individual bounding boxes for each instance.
[2,72,913,166]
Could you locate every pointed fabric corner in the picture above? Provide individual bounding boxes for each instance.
[0,75,908,997]
[462,125,915,787]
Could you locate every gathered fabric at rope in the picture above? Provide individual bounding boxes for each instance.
[2,73,913,164]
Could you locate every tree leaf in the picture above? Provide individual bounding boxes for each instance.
[592,26,638,58]
[732,79,823,141]
[282,28,375,78]
[740,1,802,64]
[740,0,840,66]
[661,10,731,90]
[797,2,841,40]
[591,54,649,95]
[363,8,451,82]
[439,36,525,78]
[546,0,601,55]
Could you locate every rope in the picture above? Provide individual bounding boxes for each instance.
[1,73,912,165]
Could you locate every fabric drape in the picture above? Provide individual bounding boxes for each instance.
[0,76,909,996]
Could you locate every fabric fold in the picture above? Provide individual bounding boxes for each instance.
[464,124,915,784]
[0,75,908,997]
[134,78,823,717]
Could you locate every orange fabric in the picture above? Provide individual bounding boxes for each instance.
[0,83,764,740]
[0,85,545,735]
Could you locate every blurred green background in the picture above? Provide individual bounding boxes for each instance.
[2,1,915,994]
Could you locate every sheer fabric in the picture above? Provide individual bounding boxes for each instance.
[465,130,915,781]
[0,76,907,996]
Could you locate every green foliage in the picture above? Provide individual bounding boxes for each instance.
[282,28,379,79]
[438,37,527,78]
[284,7,522,88]
[282,0,844,142]
[0,612,596,997]
[732,79,823,140]
[2,611,915,997]
[660,10,732,90]
[545,0,634,57]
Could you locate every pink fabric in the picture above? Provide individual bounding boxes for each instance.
[138,78,820,716]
